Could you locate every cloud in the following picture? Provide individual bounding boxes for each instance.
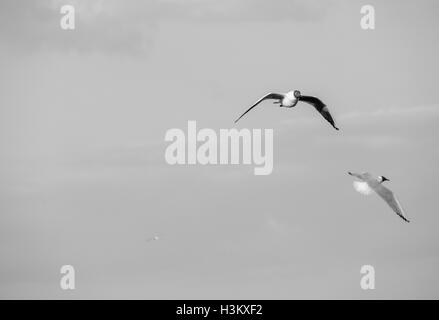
[279,105,439,129]
[0,0,157,55]
[338,105,439,122]
[157,0,333,22]
[0,0,332,55]
[277,104,439,147]
[327,105,439,149]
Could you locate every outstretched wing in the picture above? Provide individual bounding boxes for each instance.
[299,95,339,130]
[348,171,364,180]
[234,93,284,123]
[373,184,410,223]
[348,171,373,181]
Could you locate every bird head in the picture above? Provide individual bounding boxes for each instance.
[379,176,390,183]
[293,90,301,98]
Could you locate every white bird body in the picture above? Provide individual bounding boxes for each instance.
[348,172,409,223]
[353,180,373,195]
[282,90,299,107]
[146,235,160,242]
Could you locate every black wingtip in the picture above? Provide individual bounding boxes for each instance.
[334,126,340,131]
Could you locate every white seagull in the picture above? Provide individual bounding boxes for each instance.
[146,235,160,242]
[348,172,410,223]
[234,90,339,130]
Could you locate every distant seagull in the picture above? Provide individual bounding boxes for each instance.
[348,172,409,223]
[234,90,339,130]
[146,235,160,242]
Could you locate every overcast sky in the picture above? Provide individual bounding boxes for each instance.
[1,0,439,299]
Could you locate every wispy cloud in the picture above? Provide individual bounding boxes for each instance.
[279,104,439,128]
[321,105,439,149]
[0,0,333,55]
[0,0,157,55]
[338,104,439,121]
[157,0,333,22]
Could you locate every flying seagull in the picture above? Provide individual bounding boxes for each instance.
[234,90,339,130]
[146,235,160,242]
[348,172,409,223]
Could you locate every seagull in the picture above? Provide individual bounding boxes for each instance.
[234,90,339,130]
[146,235,160,242]
[348,172,410,223]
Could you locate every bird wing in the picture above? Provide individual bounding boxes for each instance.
[299,95,339,130]
[373,184,410,222]
[348,171,370,180]
[234,93,284,123]
[348,171,362,179]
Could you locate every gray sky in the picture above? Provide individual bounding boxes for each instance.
[1,0,439,299]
